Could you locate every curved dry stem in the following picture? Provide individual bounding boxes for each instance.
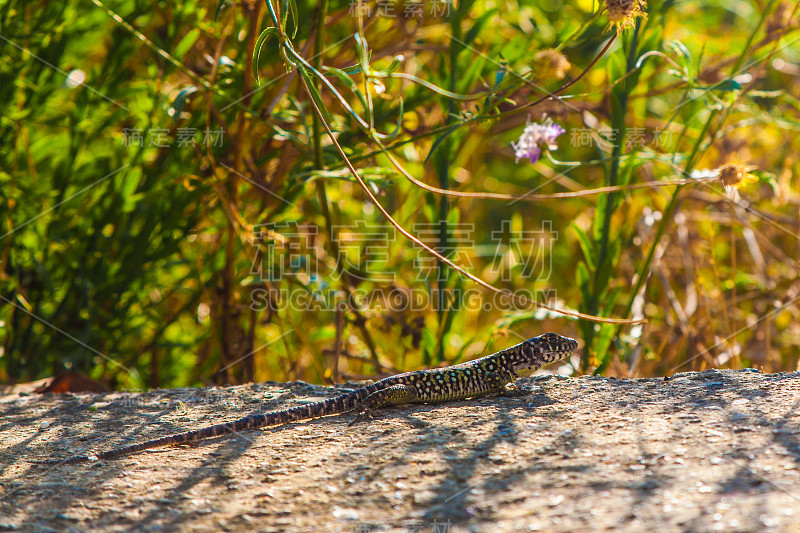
[299,78,644,325]
[376,138,712,201]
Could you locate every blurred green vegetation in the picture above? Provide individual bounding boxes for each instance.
[1,0,799,389]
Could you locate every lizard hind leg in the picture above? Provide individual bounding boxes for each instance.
[349,384,418,426]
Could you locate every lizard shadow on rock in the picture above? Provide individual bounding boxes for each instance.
[710,412,795,510]
[127,385,481,531]
[363,383,584,525]
[715,384,800,496]
[563,377,672,518]
[0,400,105,526]
[664,370,788,421]
[18,385,305,530]
[613,371,800,529]
[767,397,800,467]
[0,397,88,475]
[15,392,184,528]
[426,398,586,524]
[586,370,771,413]
[593,370,777,506]
[313,394,522,529]
[129,437,261,532]
[127,382,406,532]
[533,378,670,522]
[625,404,677,518]
[576,370,777,447]
[659,372,800,510]
[750,374,800,468]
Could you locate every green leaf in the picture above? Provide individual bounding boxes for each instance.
[619,149,638,186]
[593,237,620,300]
[322,66,368,112]
[339,62,363,75]
[608,48,625,84]
[214,0,230,20]
[421,328,436,366]
[610,234,622,267]
[120,167,143,213]
[253,27,279,85]
[457,52,486,95]
[456,0,478,19]
[439,280,463,344]
[593,192,609,243]
[375,97,404,140]
[592,323,616,375]
[286,0,298,39]
[381,55,404,75]
[705,79,742,92]
[606,287,622,315]
[354,33,371,74]
[171,86,198,117]
[464,9,497,46]
[576,262,592,306]
[297,66,333,124]
[669,40,693,81]
[493,58,507,88]
[173,28,200,61]
[571,223,596,272]
[424,123,461,165]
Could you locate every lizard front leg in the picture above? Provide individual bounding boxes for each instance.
[479,371,515,397]
[349,384,419,425]
[500,381,530,397]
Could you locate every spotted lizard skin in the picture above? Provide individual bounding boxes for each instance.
[31,332,577,465]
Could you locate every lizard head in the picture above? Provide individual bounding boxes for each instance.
[511,332,579,377]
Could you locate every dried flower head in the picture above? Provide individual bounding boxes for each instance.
[605,0,647,31]
[534,49,572,81]
[716,162,757,188]
[512,117,566,164]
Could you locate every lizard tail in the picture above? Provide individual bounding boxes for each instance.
[30,384,378,465]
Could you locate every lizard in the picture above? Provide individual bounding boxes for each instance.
[30,332,577,465]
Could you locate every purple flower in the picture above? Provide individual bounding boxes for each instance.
[511,118,566,164]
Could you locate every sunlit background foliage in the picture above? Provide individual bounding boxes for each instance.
[1,0,799,390]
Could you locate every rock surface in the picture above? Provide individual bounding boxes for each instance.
[2,369,800,532]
